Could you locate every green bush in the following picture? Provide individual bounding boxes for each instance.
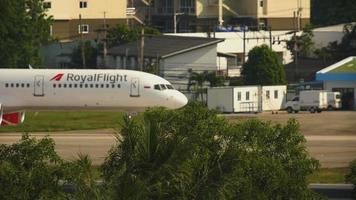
[346,159,356,198]
[102,102,322,199]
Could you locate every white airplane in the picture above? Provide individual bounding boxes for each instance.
[0,69,188,126]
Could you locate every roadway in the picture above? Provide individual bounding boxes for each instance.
[0,129,356,168]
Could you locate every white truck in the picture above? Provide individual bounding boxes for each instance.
[326,91,341,110]
[285,90,328,113]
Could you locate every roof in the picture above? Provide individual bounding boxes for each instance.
[108,35,224,59]
[316,56,356,81]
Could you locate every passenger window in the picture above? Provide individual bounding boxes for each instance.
[74,84,78,88]
[58,84,62,88]
[95,84,99,88]
[85,84,88,88]
[10,83,14,87]
[53,84,56,88]
[101,84,104,88]
[160,84,167,90]
[106,84,110,88]
[111,84,115,88]
[69,84,72,88]
[5,83,8,88]
[16,83,19,88]
[27,83,30,88]
[79,84,83,88]
[90,84,93,88]
[21,83,25,88]
[117,84,121,88]
[154,84,161,90]
[63,84,67,88]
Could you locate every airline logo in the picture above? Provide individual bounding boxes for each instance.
[50,73,64,81]
[50,73,128,84]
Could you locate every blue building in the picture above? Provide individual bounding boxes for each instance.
[316,56,356,110]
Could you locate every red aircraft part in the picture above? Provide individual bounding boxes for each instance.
[1,112,25,126]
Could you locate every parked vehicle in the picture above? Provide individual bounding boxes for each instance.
[285,90,328,113]
[326,91,341,110]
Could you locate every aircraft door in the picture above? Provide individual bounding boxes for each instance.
[34,75,45,97]
[130,77,140,97]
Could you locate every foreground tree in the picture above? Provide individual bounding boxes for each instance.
[0,0,52,68]
[242,45,287,85]
[0,134,65,199]
[102,102,321,199]
[346,159,356,198]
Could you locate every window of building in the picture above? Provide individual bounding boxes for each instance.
[266,90,270,99]
[246,91,250,101]
[274,90,278,99]
[237,92,241,101]
[78,24,89,34]
[260,0,264,7]
[79,1,87,8]
[43,1,51,9]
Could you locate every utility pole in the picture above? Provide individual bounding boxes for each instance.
[79,14,86,68]
[243,27,246,64]
[139,27,144,71]
[293,11,299,82]
[103,12,107,68]
[269,26,272,48]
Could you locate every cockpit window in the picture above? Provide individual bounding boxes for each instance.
[166,85,174,89]
[154,84,161,90]
[160,84,167,90]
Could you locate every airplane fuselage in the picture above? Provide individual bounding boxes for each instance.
[0,69,188,113]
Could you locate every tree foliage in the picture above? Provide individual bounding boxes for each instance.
[102,102,321,199]
[346,159,356,199]
[242,45,286,85]
[0,0,52,68]
[287,25,315,59]
[71,41,99,68]
[312,0,356,26]
[0,134,65,199]
[107,24,161,47]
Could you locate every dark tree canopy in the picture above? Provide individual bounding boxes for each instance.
[242,45,287,85]
[107,24,161,47]
[0,0,52,68]
[312,0,356,26]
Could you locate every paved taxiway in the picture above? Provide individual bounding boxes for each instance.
[1,129,356,168]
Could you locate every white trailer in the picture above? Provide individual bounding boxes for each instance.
[207,85,286,113]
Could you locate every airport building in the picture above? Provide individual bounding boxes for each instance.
[44,0,128,41]
[130,0,310,32]
[316,57,356,110]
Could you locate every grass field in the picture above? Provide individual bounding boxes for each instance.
[0,111,124,133]
[308,168,349,183]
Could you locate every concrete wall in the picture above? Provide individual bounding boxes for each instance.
[258,0,310,18]
[45,0,127,19]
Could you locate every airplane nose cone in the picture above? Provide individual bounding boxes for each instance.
[171,91,188,109]
[175,92,188,108]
